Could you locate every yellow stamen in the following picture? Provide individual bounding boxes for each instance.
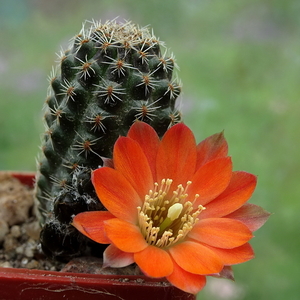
[137,179,206,248]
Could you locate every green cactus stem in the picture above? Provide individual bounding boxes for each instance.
[36,19,182,261]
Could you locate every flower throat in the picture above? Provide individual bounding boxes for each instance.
[137,178,205,248]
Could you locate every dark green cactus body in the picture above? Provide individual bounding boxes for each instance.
[36,20,182,261]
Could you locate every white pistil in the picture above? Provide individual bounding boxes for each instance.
[138,179,206,248]
[159,203,183,233]
[168,203,183,221]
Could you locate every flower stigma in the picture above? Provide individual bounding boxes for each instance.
[137,179,205,248]
[159,203,183,232]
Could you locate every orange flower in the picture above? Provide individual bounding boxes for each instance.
[73,122,270,294]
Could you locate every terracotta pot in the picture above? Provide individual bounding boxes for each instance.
[0,172,195,300]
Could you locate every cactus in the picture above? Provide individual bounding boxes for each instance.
[36,19,182,261]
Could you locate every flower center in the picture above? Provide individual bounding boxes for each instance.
[137,179,205,248]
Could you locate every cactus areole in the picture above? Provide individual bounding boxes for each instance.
[36,19,182,260]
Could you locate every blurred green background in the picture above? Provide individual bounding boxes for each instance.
[0,0,299,299]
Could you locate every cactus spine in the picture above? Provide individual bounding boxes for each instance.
[36,19,182,261]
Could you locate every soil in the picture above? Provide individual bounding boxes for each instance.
[0,172,64,271]
[0,172,140,276]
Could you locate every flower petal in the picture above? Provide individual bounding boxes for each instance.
[196,131,228,169]
[92,167,142,223]
[167,258,206,295]
[127,121,160,179]
[168,241,223,275]
[189,157,232,206]
[156,123,197,189]
[104,218,148,253]
[72,211,114,244]
[189,218,253,249]
[103,244,135,268]
[114,136,153,199]
[207,243,254,265]
[134,245,173,278]
[226,203,271,232]
[200,171,257,218]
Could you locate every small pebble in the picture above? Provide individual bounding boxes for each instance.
[25,260,40,269]
[21,258,29,266]
[0,174,34,226]
[15,244,25,254]
[3,235,17,252]
[24,243,35,258]
[0,261,12,268]
[23,221,41,240]
[10,225,21,238]
[0,219,9,243]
